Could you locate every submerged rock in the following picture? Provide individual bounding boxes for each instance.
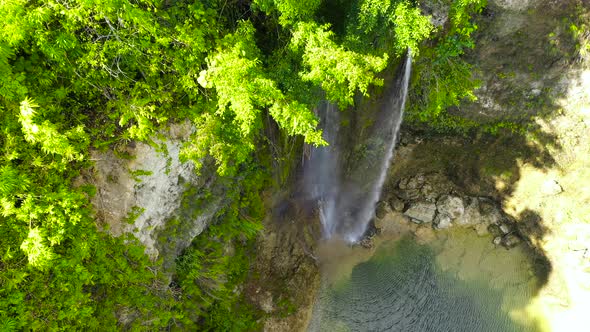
[456,198,481,227]
[500,224,511,234]
[493,236,503,245]
[375,211,411,235]
[502,234,521,249]
[404,202,437,223]
[474,223,489,236]
[414,226,437,245]
[434,214,452,229]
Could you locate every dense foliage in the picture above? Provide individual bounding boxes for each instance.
[0,0,485,329]
[409,0,487,131]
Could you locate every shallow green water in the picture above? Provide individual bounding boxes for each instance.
[309,231,541,332]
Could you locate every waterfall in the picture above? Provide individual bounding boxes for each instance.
[306,53,412,243]
[305,102,342,238]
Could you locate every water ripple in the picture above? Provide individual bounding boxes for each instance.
[309,237,537,332]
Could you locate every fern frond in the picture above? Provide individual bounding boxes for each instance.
[0,316,18,332]
[0,165,21,196]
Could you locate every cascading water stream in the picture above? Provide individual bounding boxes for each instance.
[346,52,412,242]
[305,53,412,243]
[305,102,341,238]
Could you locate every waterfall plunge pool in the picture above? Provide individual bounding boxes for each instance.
[308,228,545,332]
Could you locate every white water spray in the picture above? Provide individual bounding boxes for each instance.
[306,52,412,243]
[345,53,413,242]
[305,102,341,238]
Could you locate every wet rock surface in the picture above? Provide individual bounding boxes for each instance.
[245,195,321,332]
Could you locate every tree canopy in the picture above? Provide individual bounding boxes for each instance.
[0,0,488,329]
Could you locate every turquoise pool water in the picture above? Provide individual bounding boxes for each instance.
[309,230,542,332]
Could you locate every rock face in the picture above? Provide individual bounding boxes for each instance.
[247,196,320,332]
[87,122,222,263]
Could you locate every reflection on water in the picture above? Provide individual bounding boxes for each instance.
[308,229,542,332]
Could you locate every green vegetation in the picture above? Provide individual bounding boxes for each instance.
[0,0,488,329]
[409,0,487,132]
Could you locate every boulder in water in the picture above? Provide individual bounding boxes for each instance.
[404,202,437,223]
[434,214,452,229]
[436,195,465,219]
[502,234,521,249]
[474,223,489,236]
[414,226,437,244]
[456,198,481,227]
[375,211,410,235]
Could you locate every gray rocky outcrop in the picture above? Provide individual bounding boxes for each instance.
[85,122,222,263]
[388,173,522,249]
[434,195,464,228]
[249,196,320,332]
[404,202,437,224]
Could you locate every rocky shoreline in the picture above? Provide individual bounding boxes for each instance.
[373,172,522,250]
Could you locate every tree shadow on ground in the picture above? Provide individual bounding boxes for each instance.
[378,1,590,316]
[515,209,553,288]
